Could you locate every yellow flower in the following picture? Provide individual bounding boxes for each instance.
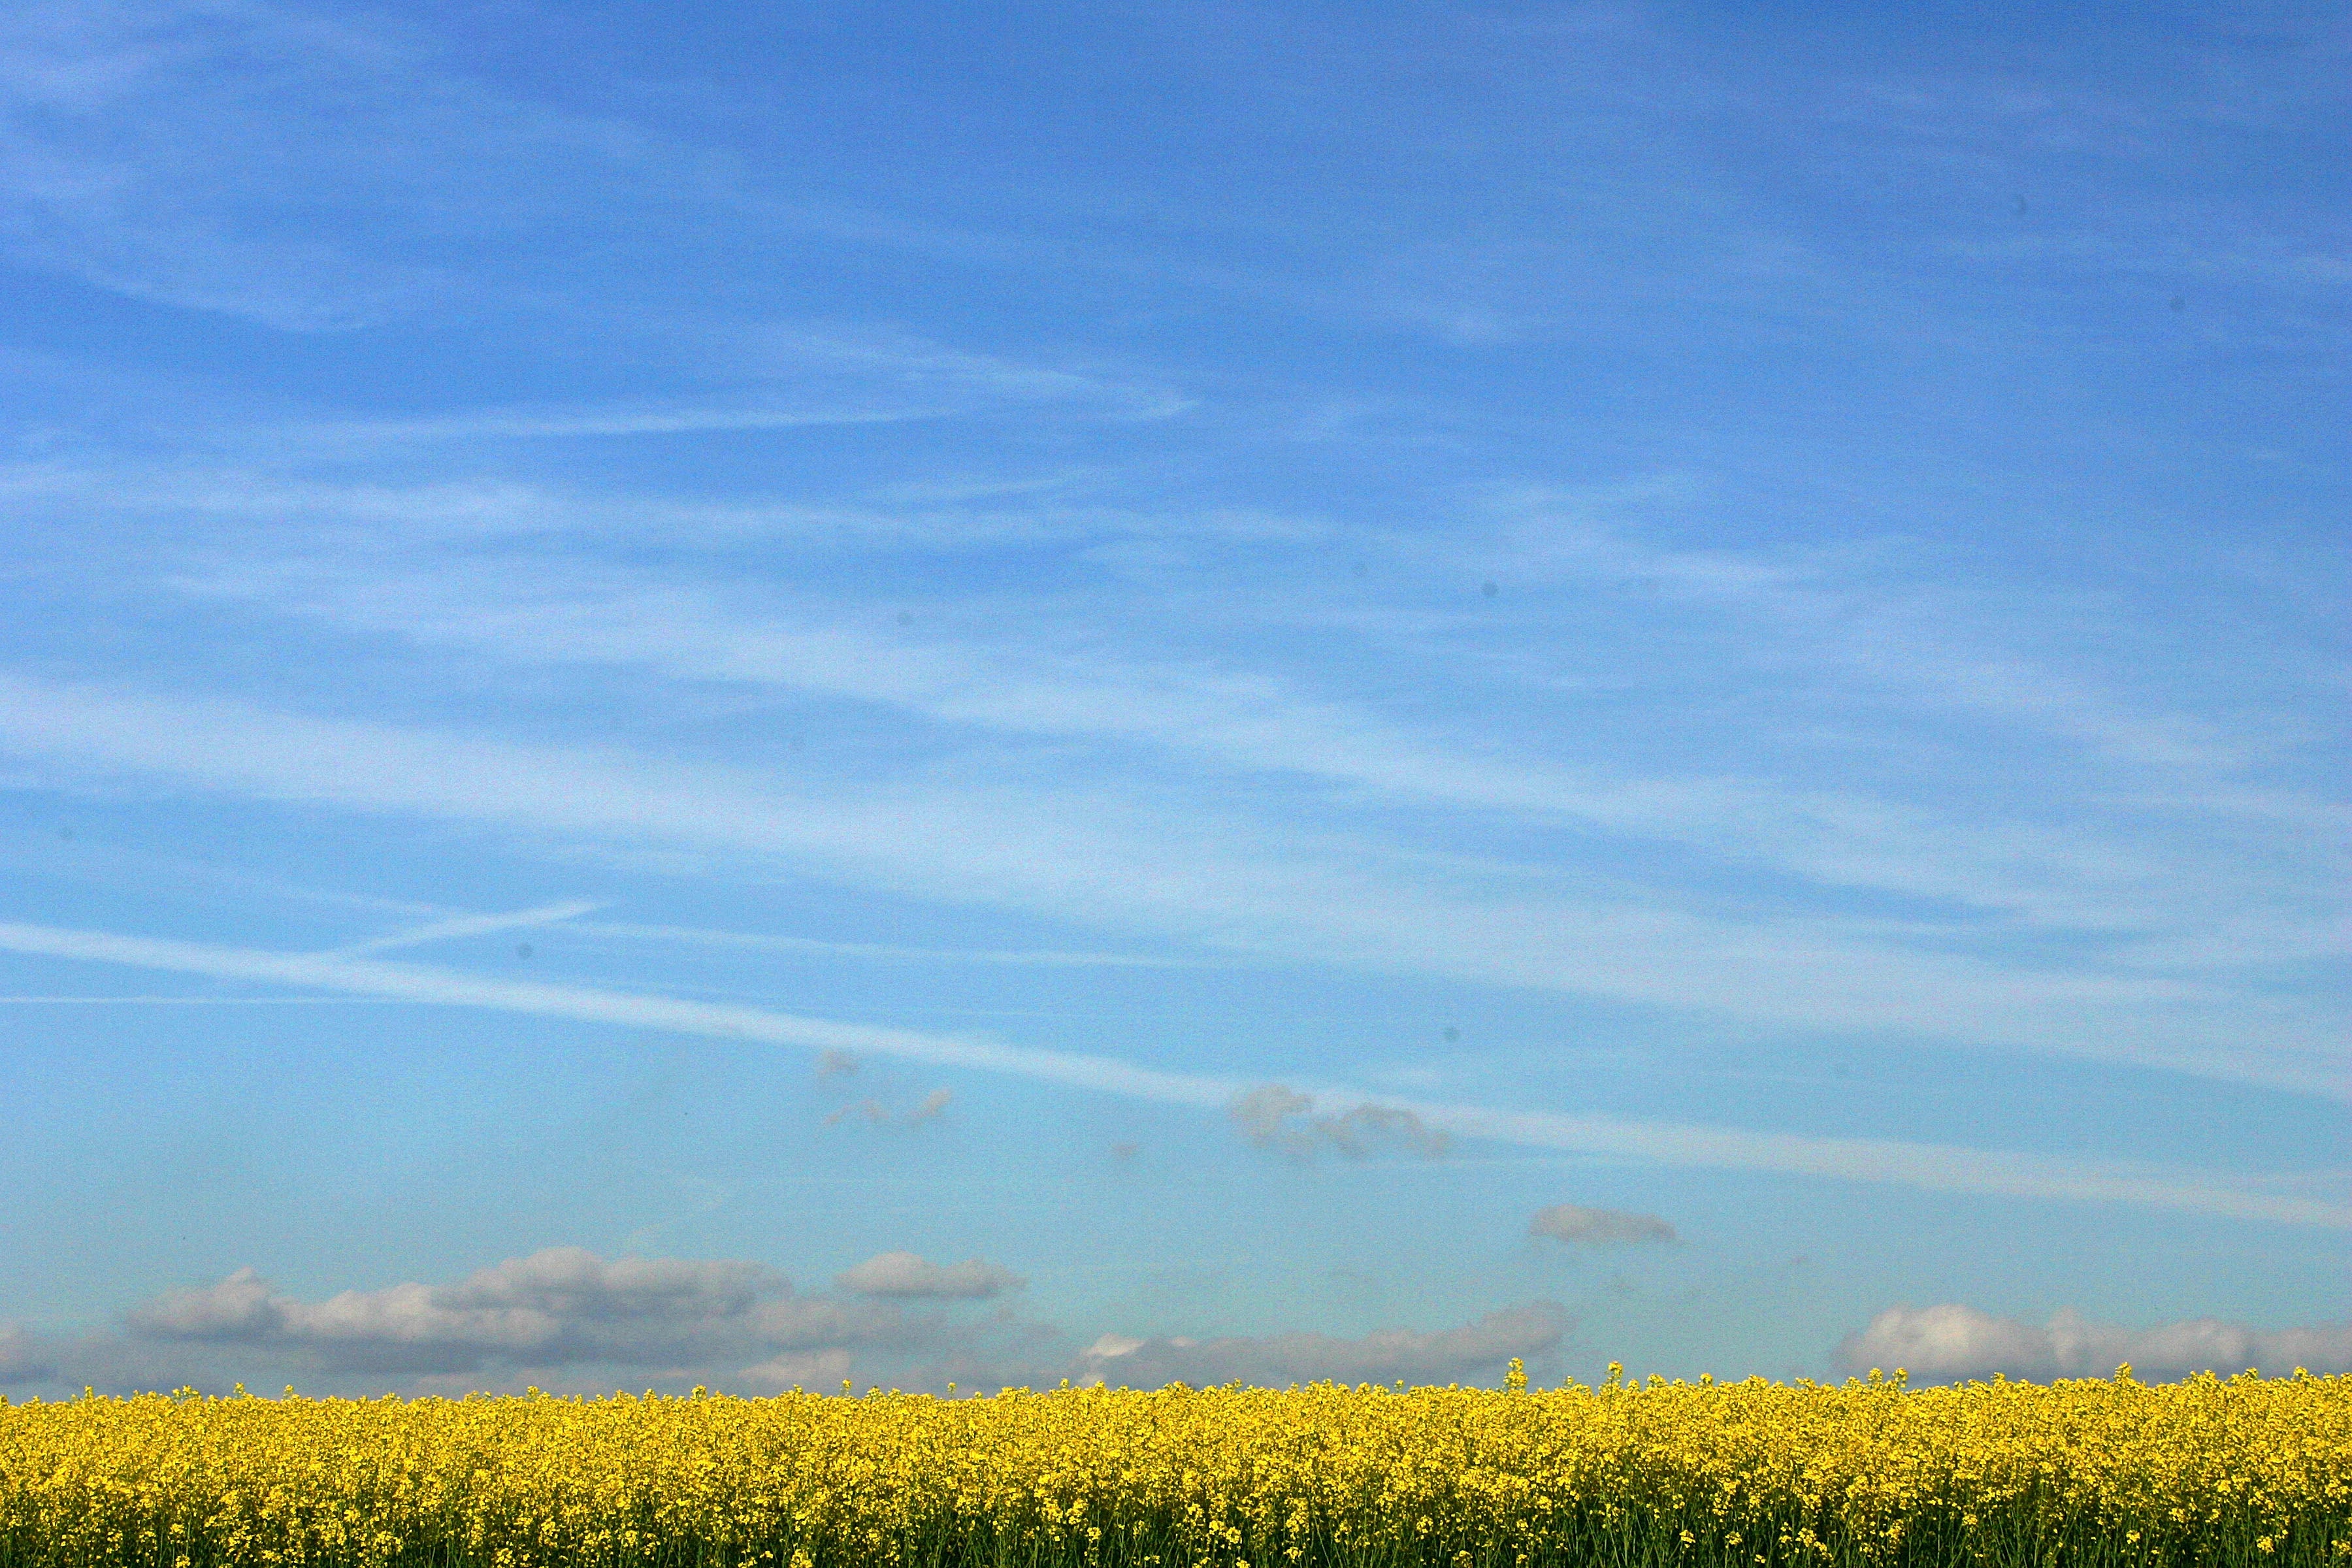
[2,1366,2342,1568]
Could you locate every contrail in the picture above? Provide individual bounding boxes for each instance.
[0,919,1233,1106]
[331,899,610,956]
[1,917,2342,1230]
[565,917,1222,970]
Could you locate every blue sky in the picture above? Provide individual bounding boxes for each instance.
[0,0,2344,1396]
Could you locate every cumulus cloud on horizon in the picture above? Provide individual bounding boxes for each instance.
[0,1247,1062,1398]
[1074,1303,1565,1388]
[1837,1303,2352,1382]
[122,1247,902,1375]
[834,1252,1023,1299]
[0,1248,986,1394]
[1529,1203,1678,1246]
[0,1325,54,1384]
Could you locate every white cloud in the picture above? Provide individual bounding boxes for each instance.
[1484,499,2315,781]
[174,546,2297,947]
[3,1248,1066,1396]
[0,0,1020,335]
[743,1297,902,1352]
[304,330,1186,442]
[1836,1303,2352,1382]
[130,1266,283,1339]
[1229,1084,1313,1139]
[1230,1084,1449,1158]
[27,440,2294,953]
[835,1252,1022,1299]
[823,1088,954,1128]
[125,1248,896,1375]
[1529,1203,1677,1245]
[0,916,2344,1228]
[1073,1303,1566,1388]
[1083,1333,1146,1359]
[0,0,477,326]
[0,669,2338,1100]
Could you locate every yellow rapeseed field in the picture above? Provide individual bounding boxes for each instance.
[3,1366,2345,1568]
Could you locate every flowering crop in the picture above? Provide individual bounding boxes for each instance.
[3,1365,2344,1568]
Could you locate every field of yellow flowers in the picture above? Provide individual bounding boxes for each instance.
[3,1366,2345,1568]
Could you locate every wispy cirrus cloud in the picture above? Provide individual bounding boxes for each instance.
[0,670,2340,1098]
[0,0,497,327]
[3,0,2342,1393]
[1476,494,2315,778]
[293,327,1189,442]
[124,477,2340,988]
[184,549,2182,914]
[14,396,2333,1032]
[0,0,1023,330]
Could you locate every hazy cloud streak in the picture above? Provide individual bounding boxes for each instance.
[1529,1204,1678,1245]
[0,670,2337,1097]
[836,1253,1022,1300]
[0,917,2341,1228]
[1076,1304,1566,1388]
